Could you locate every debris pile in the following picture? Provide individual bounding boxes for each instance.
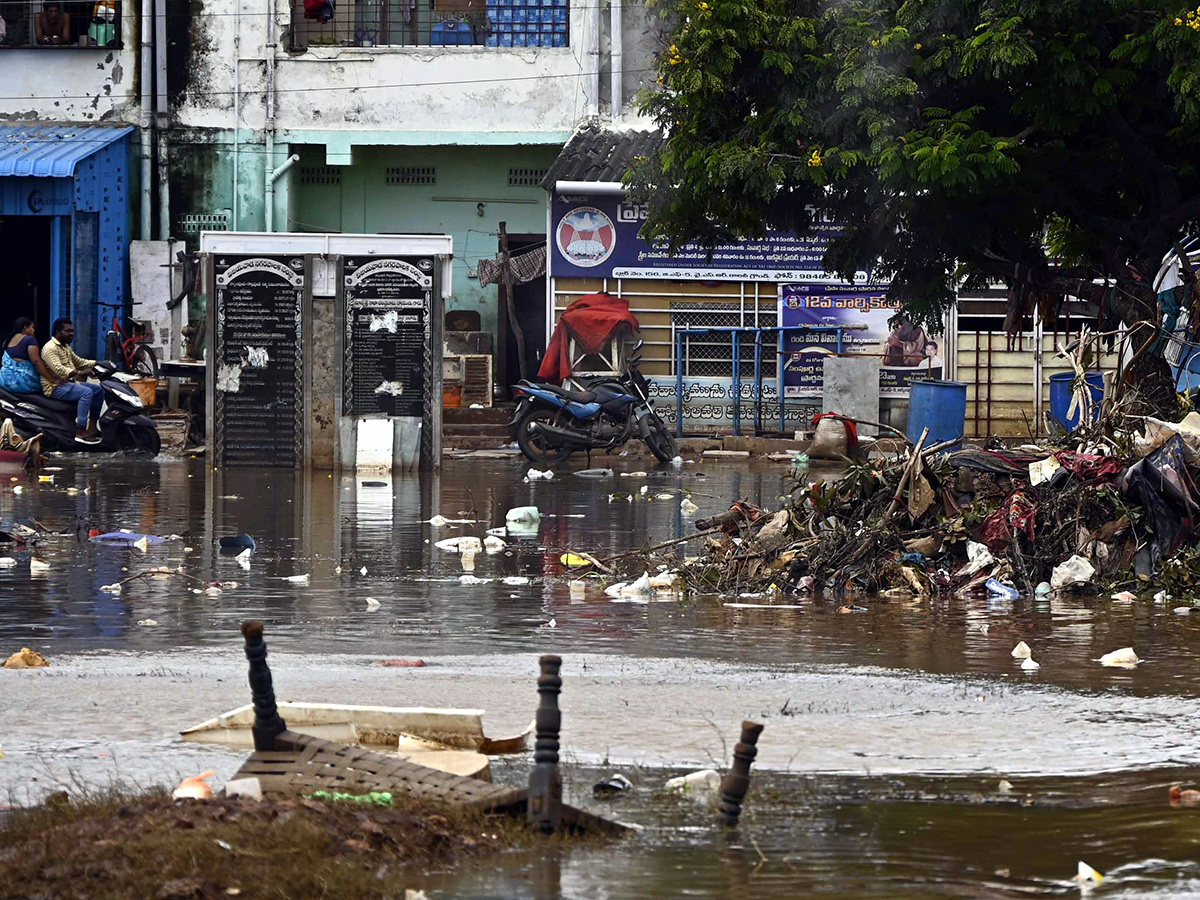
[663,396,1200,600]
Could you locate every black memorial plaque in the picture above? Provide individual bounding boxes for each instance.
[343,256,433,418]
[213,254,305,467]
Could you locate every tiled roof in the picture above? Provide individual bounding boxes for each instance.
[541,124,662,188]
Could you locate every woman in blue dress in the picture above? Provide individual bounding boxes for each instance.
[0,318,51,394]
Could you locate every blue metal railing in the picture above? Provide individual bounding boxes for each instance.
[672,325,866,437]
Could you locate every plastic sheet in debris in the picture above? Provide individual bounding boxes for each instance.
[1051,555,1096,591]
[957,541,995,577]
[1134,412,1200,464]
[663,769,721,798]
[947,448,1037,476]
[1120,435,1196,575]
[434,536,482,554]
[504,507,541,536]
[90,531,169,546]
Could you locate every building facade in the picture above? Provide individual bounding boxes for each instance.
[0,0,665,359]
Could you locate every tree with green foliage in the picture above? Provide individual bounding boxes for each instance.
[630,0,1200,407]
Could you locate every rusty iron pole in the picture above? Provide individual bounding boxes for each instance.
[527,654,563,834]
[718,720,764,827]
[241,620,287,751]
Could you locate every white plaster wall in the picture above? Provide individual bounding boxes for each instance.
[274,47,593,136]
[0,0,660,132]
[173,0,603,137]
[130,239,175,353]
[0,20,140,122]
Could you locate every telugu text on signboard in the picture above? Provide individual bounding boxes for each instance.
[342,256,434,418]
[213,254,305,468]
[550,194,870,283]
[778,284,943,399]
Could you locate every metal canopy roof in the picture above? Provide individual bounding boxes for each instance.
[0,124,134,178]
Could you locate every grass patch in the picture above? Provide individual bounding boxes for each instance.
[0,788,547,899]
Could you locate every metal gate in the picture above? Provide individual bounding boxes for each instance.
[951,294,1121,439]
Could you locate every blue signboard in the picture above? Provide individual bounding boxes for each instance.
[550,193,871,283]
[779,284,943,398]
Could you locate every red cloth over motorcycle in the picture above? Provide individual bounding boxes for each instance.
[980,490,1037,551]
[537,293,640,382]
[811,412,859,452]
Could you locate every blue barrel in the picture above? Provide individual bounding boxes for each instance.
[1049,372,1104,431]
[907,380,967,446]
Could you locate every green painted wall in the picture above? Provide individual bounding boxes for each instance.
[291,144,557,337]
[168,132,284,236]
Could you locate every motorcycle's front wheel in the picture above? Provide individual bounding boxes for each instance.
[515,407,575,465]
[644,412,678,463]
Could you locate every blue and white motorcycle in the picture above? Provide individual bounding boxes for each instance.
[510,344,678,465]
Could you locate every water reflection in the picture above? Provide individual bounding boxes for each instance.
[4,457,1200,896]
[424,765,1200,899]
[0,457,1199,698]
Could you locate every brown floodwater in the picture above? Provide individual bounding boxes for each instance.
[1,454,1199,896]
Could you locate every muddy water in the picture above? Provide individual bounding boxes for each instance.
[2,454,1200,896]
[433,764,1200,899]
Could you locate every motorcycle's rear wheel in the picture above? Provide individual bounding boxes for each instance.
[515,407,575,465]
[118,424,161,457]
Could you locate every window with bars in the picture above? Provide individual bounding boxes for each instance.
[0,0,122,47]
[288,0,568,50]
[300,166,342,185]
[671,303,778,378]
[386,166,437,185]
[508,167,547,187]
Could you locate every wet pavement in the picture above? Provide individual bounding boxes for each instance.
[2,454,1200,896]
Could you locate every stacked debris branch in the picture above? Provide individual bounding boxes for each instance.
[667,384,1200,601]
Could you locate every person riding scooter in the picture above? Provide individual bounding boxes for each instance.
[40,318,104,445]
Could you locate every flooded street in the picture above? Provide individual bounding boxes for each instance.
[3,455,1200,896]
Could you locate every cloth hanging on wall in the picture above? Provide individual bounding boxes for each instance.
[477,245,546,288]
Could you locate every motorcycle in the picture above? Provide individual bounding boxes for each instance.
[510,343,679,465]
[0,360,161,456]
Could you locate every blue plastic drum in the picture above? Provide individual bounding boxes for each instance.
[1049,372,1104,431]
[906,380,967,447]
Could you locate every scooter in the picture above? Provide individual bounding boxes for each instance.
[510,342,678,465]
[0,360,161,456]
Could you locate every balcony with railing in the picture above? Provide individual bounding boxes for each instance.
[290,0,568,50]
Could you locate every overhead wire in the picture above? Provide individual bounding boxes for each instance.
[0,62,661,102]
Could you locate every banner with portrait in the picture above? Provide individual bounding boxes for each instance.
[778,284,943,398]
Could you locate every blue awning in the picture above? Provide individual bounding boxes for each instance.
[0,124,134,178]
